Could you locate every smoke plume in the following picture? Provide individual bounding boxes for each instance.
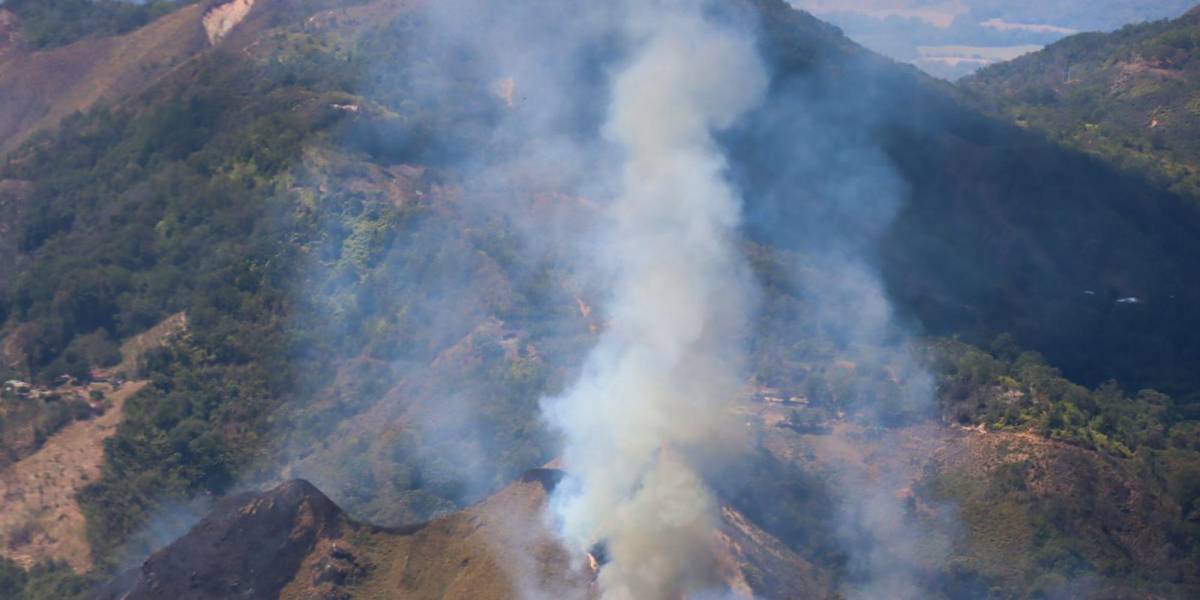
[541,3,767,598]
[729,57,948,598]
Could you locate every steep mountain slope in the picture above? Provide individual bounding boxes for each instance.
[85,413,1200,599]
[92,472,831,600]
[0,3,211,156]
[742,0,1200,400]
[758,416,1200,598]
[91,479,368,600]
[0,1,193,51]
[0,0,354,156]
[0,381,146,573]
[962,7,1200,199]
[0,314,185,572]
[0,0,1198,598]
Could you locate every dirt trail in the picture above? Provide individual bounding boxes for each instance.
[0,380,147,571]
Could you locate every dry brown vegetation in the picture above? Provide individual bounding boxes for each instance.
[113,312,188,377]
[0,4,212,155]
[108,467,828,600]
[0,380,146,571]
[747,400,1190,594]
[333,475,593,600]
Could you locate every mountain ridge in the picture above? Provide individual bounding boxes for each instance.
[0,1,1197,598]
[961,5,1200,200]
[0,2,211,156]
[91,471,833,600]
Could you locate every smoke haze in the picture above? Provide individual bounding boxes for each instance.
[541,3,766,598]
[12,0,1200,598]
[303,1,947,597]
[203,0,947,597]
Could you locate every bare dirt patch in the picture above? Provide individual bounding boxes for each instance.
[114,311,189,377]
[0,380,147,571]
[203,0,256,45]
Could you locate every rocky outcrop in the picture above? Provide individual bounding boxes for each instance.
[202,0,256,45]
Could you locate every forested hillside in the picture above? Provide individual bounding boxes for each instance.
[963,7,1200,199]
[0,0,1198,598]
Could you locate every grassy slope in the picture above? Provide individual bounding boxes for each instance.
[743,0,1200,402]
[0,0,569,573]
[0,3,211,156]
[2,1,194,51]
[0,381,147,573]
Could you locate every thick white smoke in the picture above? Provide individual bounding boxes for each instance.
[542,3,767,598]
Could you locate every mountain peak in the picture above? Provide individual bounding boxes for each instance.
[92,480,351,600]
[90,472,832,599]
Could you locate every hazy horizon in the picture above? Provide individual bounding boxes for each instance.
[789,0,1197,79]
